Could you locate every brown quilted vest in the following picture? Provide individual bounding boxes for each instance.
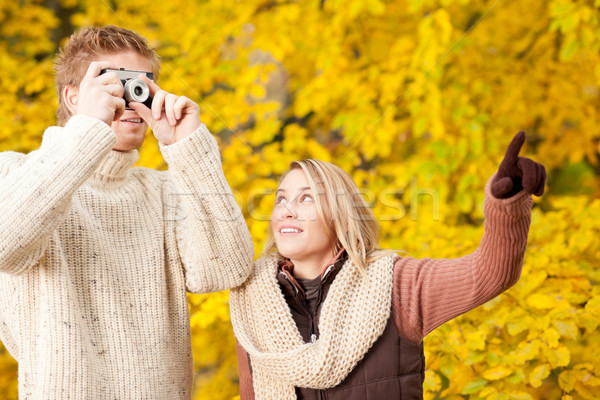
[272,258,425,400]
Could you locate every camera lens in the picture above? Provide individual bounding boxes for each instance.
[124,78,150,104]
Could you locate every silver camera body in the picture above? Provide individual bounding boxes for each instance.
[100,68,154,108]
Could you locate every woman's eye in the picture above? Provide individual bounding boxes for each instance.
[275,196,287,205]
[300,194,313,202]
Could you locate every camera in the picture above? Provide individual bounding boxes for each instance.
[100,68,154,108]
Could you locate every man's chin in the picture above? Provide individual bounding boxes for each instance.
[112,133,146,152]
[111,124,148,152]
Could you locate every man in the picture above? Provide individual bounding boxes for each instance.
[0,25,253,399]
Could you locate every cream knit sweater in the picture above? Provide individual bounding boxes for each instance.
[0,115,253,399]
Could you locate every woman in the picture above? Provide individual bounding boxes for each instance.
[230,132,546,400]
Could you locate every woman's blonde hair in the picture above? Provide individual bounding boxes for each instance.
[263,159,391,271]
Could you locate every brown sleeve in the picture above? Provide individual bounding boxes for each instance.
[236,340,255,400]
[391,175,533,344]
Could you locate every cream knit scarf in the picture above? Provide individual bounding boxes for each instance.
[229,254,396,400]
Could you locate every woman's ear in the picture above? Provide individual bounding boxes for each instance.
[63,85,79,115]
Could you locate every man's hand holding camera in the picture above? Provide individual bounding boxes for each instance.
[77,61,126,126]
[130,76,200,146]
[77,61,200,146]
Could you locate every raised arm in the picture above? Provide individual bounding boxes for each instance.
[131,80,253,293]
[0,116,115,274]
[0,61,125,275]
[160,126,254,293]
[392,132,546,344]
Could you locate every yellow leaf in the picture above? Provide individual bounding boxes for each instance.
[553,320,579,340]
[544,345,571,368]
[541,327,560,348]
[249,84,266,99]
[585,296,600,316]
[465,330,487,351]
[482,366,513,381]
[423,370,442,392]
[558,370,577,392]
[527,293,557,309]
[529,363,550,388]
[505,391,534,400]
[511,340,541,364]
[460,378,487,395]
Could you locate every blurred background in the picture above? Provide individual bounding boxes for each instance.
[1,0,599,399]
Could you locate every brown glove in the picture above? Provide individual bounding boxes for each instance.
[491,131,546,199]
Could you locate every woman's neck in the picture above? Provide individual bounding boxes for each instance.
[289,259,323,279]
[289,249,343,279]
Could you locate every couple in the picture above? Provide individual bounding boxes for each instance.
[0,26,545,399]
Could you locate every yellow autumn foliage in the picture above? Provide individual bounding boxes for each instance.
[1,0,599,399]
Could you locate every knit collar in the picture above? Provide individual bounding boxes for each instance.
[91,149,139,183]
[278,249,347,296]
[229,254,396,398]
[280,248,346,278]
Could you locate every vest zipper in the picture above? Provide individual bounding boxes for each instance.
[279,271,298,294]
[322,264,335,280]
[311,280,327,342]
[280,271,315,342]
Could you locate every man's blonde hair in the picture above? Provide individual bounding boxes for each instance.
[263,159,391,271]
[54,25,161,126]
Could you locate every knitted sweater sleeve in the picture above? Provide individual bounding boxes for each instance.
[391,174,533,344]
[160,124,254,293]
[0,115,116,275]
